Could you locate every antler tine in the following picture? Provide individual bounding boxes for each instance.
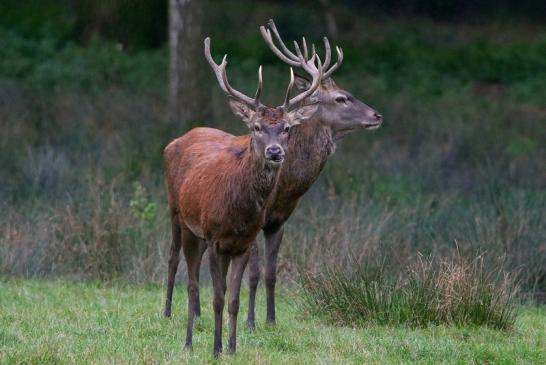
[267,19,320,74]
[322,37,332,70]
[254,66,263,107]
[285,55,323,110]
[204,37,262,108]
[293,40,302,59]
[293,40,317,77]
[204,37,228,92]
[293,40,312,64]
[267,19,299,61]
[219,58,256,107]
[260,26,300,67]
[263,20,343,79]
[283,67,295,109]
[323,45,344,79]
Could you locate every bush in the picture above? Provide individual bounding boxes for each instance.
[0,179,168,282]
[298,254,518,329]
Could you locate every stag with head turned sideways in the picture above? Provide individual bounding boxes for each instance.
[163,36,323,356]
[243,20,384,329]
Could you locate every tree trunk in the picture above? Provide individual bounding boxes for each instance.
[319,0,338,40]
[168,0,209,128]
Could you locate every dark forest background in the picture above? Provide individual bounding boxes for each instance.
[1,0,545,301]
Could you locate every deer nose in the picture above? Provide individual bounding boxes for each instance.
[265,145,284,162]
[373,112,383,121]
[266,145,282,155]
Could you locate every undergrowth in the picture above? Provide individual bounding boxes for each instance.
[298,254,518,329]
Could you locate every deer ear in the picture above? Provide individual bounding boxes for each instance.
[294,75,311,91]
[228,99,255,125]
[287,103,319,126]
[322,77,336,88]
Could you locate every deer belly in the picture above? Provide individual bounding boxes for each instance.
[206,218,262,254]
[216,234,257,255]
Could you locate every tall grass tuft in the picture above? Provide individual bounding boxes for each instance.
[298,254,518,329]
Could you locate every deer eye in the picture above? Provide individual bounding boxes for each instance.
[253,124,261,132]
[335,96,348,104]
[283,125,290,133]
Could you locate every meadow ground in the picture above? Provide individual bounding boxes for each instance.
[0,278,544,364]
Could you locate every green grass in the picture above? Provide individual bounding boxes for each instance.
[0,279,544,364]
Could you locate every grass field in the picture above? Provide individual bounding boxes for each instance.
[1,278,544,364]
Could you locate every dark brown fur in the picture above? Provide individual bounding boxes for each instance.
[245,20,384,326]
[246,79,382,326]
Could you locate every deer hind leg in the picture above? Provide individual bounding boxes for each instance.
[164,214,182,318]
[228,248,250,353]
[192,238,207,318]
[209,243,230,357]
[246,241,260,330]
[181,224,204,349]
[264,224,285,325]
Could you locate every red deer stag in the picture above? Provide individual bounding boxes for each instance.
[163,37,323,356]
[244,20,384,329]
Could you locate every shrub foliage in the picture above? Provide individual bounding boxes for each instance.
[298,254,518,329]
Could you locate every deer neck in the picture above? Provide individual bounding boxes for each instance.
[284,118,335,177]
[242,137,282,210]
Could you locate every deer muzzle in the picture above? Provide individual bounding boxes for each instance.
[265,144,285,164]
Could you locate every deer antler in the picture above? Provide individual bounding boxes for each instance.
[205,36,322,112]
[204,37,263,108]
[260,19,343,80]
[283,45,323,110]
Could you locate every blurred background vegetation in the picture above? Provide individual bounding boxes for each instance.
[0,0,544,302]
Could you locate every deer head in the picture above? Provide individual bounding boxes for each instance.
[260,20,383,138]
[204,37,323,164]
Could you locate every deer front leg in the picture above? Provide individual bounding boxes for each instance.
[264,224,284,325]
[246,242,260,330]
[164,215,182,317]
[228,248,250,353]
[209,243,230,357]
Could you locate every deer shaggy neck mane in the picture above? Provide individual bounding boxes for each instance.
[263,115,334,228]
